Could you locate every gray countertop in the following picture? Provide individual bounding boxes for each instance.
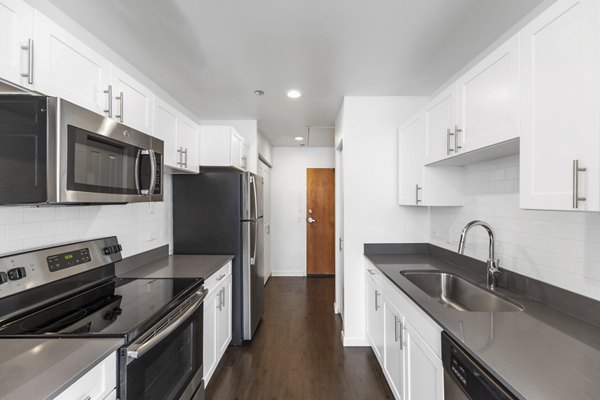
[365,247,600,400]
[0,338,123,400]
[118,254,234,280]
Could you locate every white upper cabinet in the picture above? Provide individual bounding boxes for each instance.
[0,0,33,88]
[425,84,459,164]
[177,115,200,173]
[154,97,179,167]
[154,97,200,173]
[457,34,520,153]
[34,10,110,115]
[200,125,249,171]
[399,114,463,207]
[520,0,600,211]
[109,65,154,134]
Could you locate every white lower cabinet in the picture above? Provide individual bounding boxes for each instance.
[383,298,406,400]
[366,259,443,400]
[405,321,444,400]
[54,352,116,400]
[366,268,384,362]
[203,262,233,387]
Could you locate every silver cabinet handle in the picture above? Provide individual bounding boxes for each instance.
[217,288,222,311]
[374,290,380,311]
[20,38,34,84]
[447,128,455,155]
[339,237,343,251]
[454,126,462,152]
[176,147,183,167]
[104,85,113,117]
[395,316,403,349]
[573,160,587,208]
[367,269,375,275]
[115,91,124,122]
[82,396,91,400]
[415,184,422,205]
[221,287,225,308]
[216,274,226,281]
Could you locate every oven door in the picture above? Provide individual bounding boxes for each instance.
[56,98,163,203]
[120,288,207,400]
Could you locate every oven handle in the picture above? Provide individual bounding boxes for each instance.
[126,288,207,361]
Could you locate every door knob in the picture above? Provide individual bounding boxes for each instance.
[307,217,317,223]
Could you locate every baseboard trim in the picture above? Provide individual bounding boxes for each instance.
[343,336,370,347]
[271,270,306,277]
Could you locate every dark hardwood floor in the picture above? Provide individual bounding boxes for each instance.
[206,277,393,400]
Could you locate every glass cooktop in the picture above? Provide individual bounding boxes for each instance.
[0,277,202,342]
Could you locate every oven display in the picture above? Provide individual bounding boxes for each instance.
[47,248,91,272]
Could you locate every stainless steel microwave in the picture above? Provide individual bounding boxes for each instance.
[0,95,163,204]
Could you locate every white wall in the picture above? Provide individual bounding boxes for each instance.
[270,146,335,276]
[430,154,600,301]
[0,176,173,259]
[338,96,429,346]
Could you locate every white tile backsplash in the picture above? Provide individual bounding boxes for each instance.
[0,175,173,258]
[430,154,600,301]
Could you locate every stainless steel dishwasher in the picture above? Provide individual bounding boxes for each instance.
[442,332,518,400]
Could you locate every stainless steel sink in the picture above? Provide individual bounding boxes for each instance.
[400,271,524,312]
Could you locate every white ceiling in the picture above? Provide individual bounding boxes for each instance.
[49,0,545,146]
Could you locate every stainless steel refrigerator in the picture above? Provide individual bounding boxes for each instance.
[173,171,264,344]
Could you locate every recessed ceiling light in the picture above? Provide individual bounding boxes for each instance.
[254,90,265,96]
[286,89,302,99]
[294,136,304,141]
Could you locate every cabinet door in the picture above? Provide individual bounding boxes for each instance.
[110,65,154,134]
[398,114,425,206]
[425,84,458,164]
[203,289,218,386]
[366,271,384,361]
[458,34,520,152]
[230,133,243,170]
[35,11,110,115]
[154,97,179,168]
[217,274,232,355]
[384,299,405,400]
[520,0,600,211]
[241,142,250,172]
[405,322,443,400]
[178,116,200,172]
[55,352,116,400]
[0,0,33,88]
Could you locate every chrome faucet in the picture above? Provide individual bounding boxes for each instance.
[457,220,501,290]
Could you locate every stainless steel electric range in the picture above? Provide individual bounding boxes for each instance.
[0,237,206,400]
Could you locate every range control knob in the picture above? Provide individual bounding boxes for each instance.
[103,247,113,255]
[104,307,123,321]
[0,272,7,284]
[7,267,26,281]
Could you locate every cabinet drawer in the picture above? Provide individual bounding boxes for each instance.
[204,261,232,293]
[55,352,116,400]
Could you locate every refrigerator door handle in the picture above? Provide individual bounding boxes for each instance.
[250,176,258,265]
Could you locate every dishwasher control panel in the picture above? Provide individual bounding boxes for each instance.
[442,332,518,400]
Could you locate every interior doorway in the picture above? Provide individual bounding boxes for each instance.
[306,168,335,275]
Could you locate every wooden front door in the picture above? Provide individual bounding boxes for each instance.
[306,168,335,275]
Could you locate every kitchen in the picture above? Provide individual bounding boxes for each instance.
[0,0,599,399]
